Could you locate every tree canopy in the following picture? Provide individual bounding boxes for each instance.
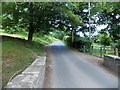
[2,2,82,42]
[2,2,120,56]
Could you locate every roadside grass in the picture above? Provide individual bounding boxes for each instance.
[1,36,45,87]
[2,37,34,86]
[22,41,45,56]
[1,29,59,87]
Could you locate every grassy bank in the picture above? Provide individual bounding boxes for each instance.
[2,36,46,87]
[1,29,59,87]
[0,29,59,45]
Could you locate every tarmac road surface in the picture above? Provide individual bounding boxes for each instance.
[47,41,118,88]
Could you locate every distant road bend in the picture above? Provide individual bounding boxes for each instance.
[47,41,118,88]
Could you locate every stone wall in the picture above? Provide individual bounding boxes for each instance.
[104,55,120,73]
[5,56,46,88]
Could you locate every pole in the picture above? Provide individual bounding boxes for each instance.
[88,2,91,41]
[88,2,92,54]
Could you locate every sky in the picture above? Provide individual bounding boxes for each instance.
[79,24,108,37]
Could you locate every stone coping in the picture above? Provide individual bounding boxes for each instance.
[5,56,46,88]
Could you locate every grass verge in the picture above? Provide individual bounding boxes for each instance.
[1,36,44,87]
[0,29,59,87]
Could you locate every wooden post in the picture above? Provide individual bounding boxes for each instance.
[100,46,102,58]
[84,46,86,53]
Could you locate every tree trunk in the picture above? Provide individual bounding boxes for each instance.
[28,25,34,43]
[28,2,34,43]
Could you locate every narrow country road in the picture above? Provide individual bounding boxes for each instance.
[47,41,118,88]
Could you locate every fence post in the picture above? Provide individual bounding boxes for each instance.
[103,46,106,54]
[100,46,102,58]
[91,45,93,55]
[84,46,85,53]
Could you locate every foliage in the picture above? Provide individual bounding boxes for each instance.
[65,35,89,49]
[93,2,120,45]
[2,2,82,42]
[75,2,96,37]
[1,29,59,45]
[94,2,120,56]
[49,28,69,40]
[97,33,112,46]
[2,2,120,55]
[2,36,39,87]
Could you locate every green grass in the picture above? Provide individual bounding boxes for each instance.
[33,35,59,45]
[0,29,28,40]
[22,41,45,56]
[0,29,59,45]
[1,36,45,87]
[2,39,34,86]
[92,43,116,56]
[1,29,59,87]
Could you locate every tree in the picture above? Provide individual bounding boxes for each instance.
[28,2,34,42]
[97,32,111,46]
[97,32,112,54]
[2,2,82,42]
[93,2,120,56]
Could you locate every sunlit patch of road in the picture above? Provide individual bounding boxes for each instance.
[49,41,65,46]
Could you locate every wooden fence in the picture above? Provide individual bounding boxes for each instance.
[83,46,118,58]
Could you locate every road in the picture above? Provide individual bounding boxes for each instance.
[47,41,118,88]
